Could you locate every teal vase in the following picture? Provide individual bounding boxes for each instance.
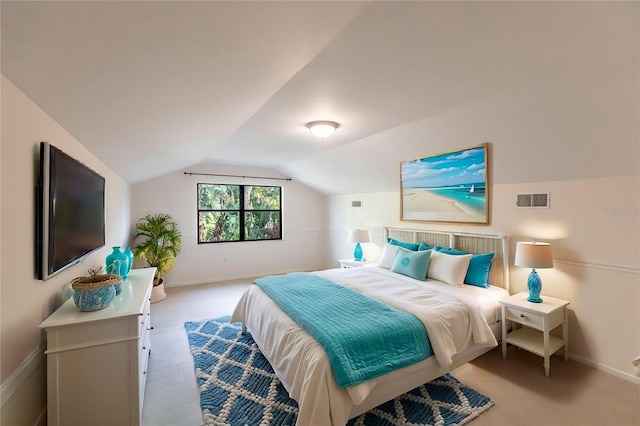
[124,247,134,275]
[106,246,129,281]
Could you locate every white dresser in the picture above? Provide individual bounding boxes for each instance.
[40,267,155,426]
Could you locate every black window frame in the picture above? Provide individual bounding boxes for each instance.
[197,183,282,244]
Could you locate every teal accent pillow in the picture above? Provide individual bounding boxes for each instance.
[387,237,420,251]
[418,242,432,251]
[391,248,431,280]
[434,247,470,255]
[434,247,494,288]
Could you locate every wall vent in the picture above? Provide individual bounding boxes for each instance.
[516,193,550,208]
[351,200,362,208]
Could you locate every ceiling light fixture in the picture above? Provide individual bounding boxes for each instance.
[306,120,339,138]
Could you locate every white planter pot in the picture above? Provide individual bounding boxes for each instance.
[150,281,167,303]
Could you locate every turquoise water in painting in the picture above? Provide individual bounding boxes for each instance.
[429,183,486,214]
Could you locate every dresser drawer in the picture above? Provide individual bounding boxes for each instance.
[139,330,151,382]
[505,306,544,329]
[137,297,151,338]
[138,331,151,421]
[138,309,151,351]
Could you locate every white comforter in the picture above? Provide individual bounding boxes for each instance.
[230,266,498,426]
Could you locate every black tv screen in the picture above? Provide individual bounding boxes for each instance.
[36,142,105,280]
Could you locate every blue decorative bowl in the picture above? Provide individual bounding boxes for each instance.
[71,274,122,312]
[73,286,116,311]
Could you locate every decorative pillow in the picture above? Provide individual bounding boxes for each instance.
[387,237,420,251]
[391,248,431,281]
[435,247,466,255]
[434,247,494,288]
[377,243,401,269]
[464,253,494,288]
[427,250,472,287]
[418,242,432,251]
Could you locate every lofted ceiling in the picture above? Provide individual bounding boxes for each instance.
[2,1,638,195]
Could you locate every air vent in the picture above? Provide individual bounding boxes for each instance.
[352,200,362,208]
[516,193,550,208]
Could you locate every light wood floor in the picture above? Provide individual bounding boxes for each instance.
[142,279,640,426]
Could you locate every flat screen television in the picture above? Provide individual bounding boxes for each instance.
[36,142,106,280]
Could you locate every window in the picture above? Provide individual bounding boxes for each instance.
[197,183,282,243]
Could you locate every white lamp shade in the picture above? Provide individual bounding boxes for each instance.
[348,229,370,244]
[514,241,553,269]
[306,121,338,138]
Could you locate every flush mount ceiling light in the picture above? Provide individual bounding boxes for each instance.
[306,120,339,138]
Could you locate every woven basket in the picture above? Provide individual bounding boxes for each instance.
[72,274,122,291]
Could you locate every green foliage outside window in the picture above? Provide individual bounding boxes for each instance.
[197,184,281,243]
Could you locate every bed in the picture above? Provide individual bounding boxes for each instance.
[230,227,510,425]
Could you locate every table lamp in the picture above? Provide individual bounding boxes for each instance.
[514,241,553,303]
[348,229,369,262]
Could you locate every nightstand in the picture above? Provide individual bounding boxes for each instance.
[339,259,370,268]
[500,292,570,377]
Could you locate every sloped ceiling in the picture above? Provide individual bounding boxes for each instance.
[2,1,638,194]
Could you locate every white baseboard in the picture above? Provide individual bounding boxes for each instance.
[166,268,312,288]
[0,345,45,406]
[570,353,640,385]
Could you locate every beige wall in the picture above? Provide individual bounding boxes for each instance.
[326,175,640,378]
[321,19,639,381]
[130,163,328,286]
[0,76,131,421]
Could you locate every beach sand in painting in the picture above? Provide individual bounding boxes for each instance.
[402,189,485,222]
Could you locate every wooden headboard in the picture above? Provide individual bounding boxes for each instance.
[386,227,510,292]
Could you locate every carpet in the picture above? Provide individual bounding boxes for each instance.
[185,316,494,426]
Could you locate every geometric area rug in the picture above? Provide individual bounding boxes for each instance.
[185,316,494,426]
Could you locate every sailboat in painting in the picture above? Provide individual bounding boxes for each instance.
[469,184,475,193]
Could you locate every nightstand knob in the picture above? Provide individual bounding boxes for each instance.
[520,314,525,318]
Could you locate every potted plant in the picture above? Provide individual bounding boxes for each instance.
[133,213,182,303]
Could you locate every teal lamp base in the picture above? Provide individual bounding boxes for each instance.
[527,269,543,303]
[353,243,364,262]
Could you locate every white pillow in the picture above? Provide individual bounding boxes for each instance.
[377,243,400,269]
[427,250,472,287]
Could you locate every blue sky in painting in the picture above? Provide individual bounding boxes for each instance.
[402,146,486,189]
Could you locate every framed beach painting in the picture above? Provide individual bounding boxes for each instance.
[401,143,489,224]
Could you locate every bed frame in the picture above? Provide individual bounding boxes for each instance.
[386,227,510,292]
[347,227,510,419]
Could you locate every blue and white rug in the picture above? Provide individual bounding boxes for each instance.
[185,316,494,426]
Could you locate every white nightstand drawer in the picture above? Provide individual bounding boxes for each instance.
[505,306,544,329]
[339,259,370,268]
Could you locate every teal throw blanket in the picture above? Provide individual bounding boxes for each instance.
[255,273,432,388]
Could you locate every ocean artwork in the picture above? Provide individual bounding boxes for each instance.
[401,143,489,223]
